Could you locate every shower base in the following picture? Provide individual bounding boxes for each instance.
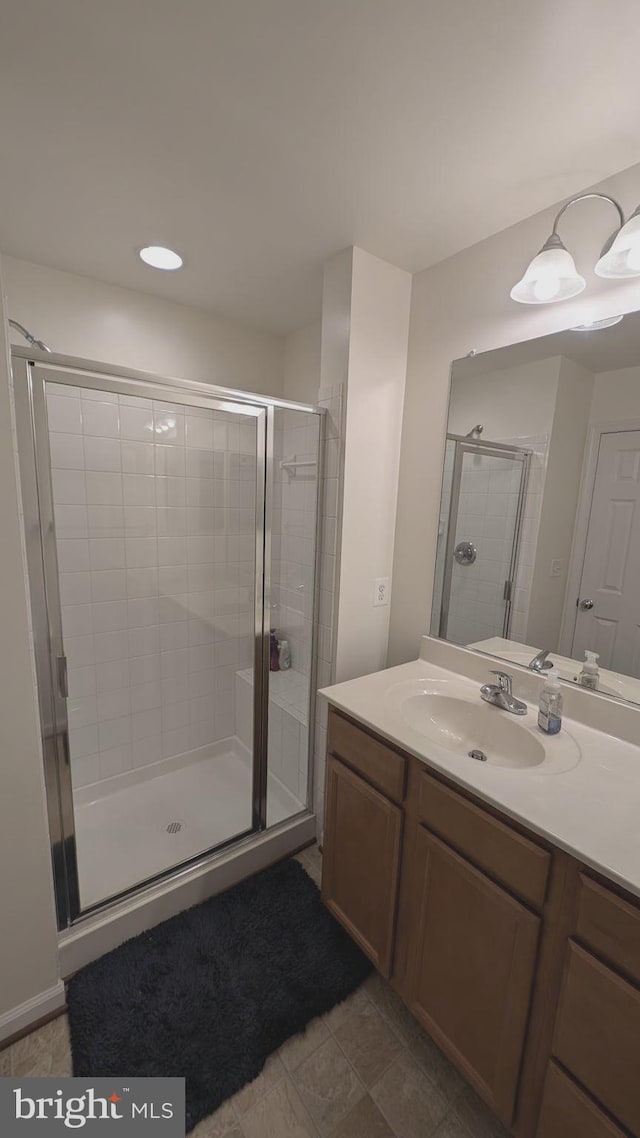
[73,738,303,910]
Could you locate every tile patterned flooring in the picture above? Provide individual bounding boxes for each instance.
[0,846,509,1138]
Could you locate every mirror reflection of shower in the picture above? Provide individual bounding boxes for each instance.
[432,433,530,645]
[8,318,52,352]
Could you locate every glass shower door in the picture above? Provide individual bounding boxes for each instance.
[25,363,267,919]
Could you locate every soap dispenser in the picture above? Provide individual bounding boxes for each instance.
[538,671,563,735]
[578,650,599,691]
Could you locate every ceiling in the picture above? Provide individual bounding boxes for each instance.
[2,0,640,334]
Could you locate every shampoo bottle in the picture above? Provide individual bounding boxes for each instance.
[578,650,599,690]
[538,671,563,735]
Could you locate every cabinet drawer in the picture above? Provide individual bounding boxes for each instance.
[328,709,407,803]
[536,1062,626,1138]
[417,770,550,908]
[575,873,640,985]
[553,942,640,1136]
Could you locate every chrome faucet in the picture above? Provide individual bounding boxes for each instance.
[528,648,554,673]
[480,671,528,715]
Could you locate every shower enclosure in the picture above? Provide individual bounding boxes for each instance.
[432,434,530,645]
[13,349,322,929]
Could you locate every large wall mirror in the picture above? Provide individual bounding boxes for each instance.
[432,310,640,707]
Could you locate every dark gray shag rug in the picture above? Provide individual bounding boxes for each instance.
[67,857,371,1132]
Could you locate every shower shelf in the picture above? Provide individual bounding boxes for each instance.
[280,455,317,474]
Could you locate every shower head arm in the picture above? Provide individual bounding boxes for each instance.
[8,318,52,353]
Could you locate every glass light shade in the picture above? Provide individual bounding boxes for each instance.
[139,245,183,270]
[510,244,586,304]
[595,210,640,278]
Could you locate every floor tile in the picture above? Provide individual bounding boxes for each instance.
[292,1036,366,1135]
[323,983,370,1033]
[9,1014,72,1077]
[231,1053,285,1118]
[453,1086,511,1138]
[241,1076,317,1138]
[333,1000,402,1088]
[328,1093,395,1138]
[279,1015,330,1073]
[361,973,421,1046]
[405,1024,464,1104]
[433,1109,475,1138]
[371,1052,449,1138]
[190,1099,242,1138]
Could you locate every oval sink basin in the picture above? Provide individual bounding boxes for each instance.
[385,681,581,774]
[400,694,544,768]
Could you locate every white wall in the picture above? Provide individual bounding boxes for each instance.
[334,248,412,682]
[3,256,285,397]
[590,364,640,423]
[448,358,559,441]
[389,161,640,666]
[283,321,321,405]
[0,257,62,1036]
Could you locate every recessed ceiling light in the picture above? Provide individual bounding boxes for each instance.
[570,315,624,331]
[139,245,183,271]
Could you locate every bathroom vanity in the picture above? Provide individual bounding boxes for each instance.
[320,647,640,1138]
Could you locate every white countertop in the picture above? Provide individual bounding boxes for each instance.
[320,653,640,899]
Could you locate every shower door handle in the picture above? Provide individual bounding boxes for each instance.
[56,654,69,699]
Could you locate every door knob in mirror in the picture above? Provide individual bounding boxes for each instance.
[579,598,594,611]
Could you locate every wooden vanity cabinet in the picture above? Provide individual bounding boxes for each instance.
[321,708,640,1138]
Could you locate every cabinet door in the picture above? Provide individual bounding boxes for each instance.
[536,1062,626,1138]
[322,756,403,977]
[407,826,540,1126]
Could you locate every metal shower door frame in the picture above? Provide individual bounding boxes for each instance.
[438,434,530,642]
[13,351,276,928]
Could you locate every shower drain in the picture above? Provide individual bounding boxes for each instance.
[468,749,488,762]
[166,821,185,834]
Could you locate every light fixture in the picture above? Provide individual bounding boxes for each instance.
[511,193,640,305]
[571,314,624,331]
[139,245,183,271]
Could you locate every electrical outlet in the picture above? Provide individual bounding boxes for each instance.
[550,559,563,578]
[373,577,390,607]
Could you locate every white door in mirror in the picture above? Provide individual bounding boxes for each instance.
[573,430,640,674]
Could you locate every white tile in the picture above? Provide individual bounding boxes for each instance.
[91,569,126,602]
[128,625,160,657]
[59,571,92,606]
[47,394,82,434]
[163,726,190,758]
[161,673,189,704]
[160,648,189,678]
[131,708,160,741]
[189,644,215,673]
[71,752,100,788]
[68,664,97,697]
[160,622,189,651]
[94,629,129,662]
[67,695,97,730]
[62,604,93,638]
[125,538,158,568]
[87,505,125,537]
[98,715,131,750]
[119,393,152,409]
[120,405,154,441]
[121,440,155,474]
[69,724,99,759]
[155,445,185,476]
[154,409,184,444]
[126,567,158,598]
[46,382,82,399]
[93,599,128,633]
[189,667,216,698]
[124,505,156,538]
[89,537,126,571]
[129,654,160,686]
[52,469,86,505]
[97,687,132,721]
[49,432,85,470]
[132,734,162,767]
[99,744,132,778]
[163,700,190,731]
[157,537,187,566]
[187,535,215,564]
[123,473,155,506]
[131,680,162,712]
[96,658,130,692]
[82,400,120,438]
[55,504,88,540]
[158,564,188,595]
[186,478,215,508]
[156,476,186,507]
[57,539,90,573]
[86,471,123,506]
[84,436,121,472]
[127,597,159,628]
[157,507,187,537]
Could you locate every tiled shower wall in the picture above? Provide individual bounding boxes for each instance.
[46,382,256,789]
